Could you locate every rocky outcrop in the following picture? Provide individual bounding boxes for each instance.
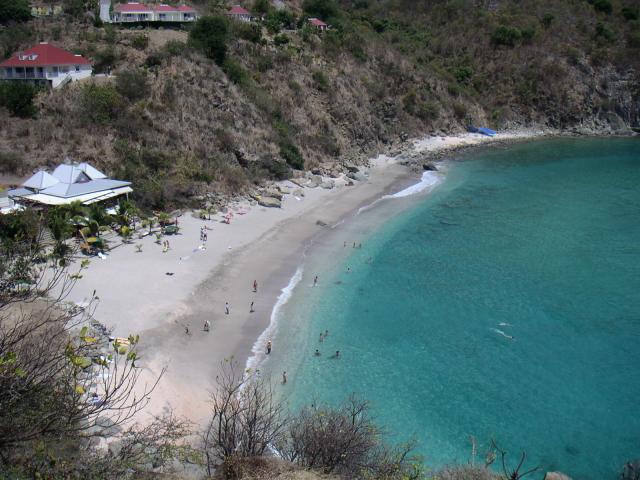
[423,162,438,171]
[621,460,640,480]
[258,197,281,208]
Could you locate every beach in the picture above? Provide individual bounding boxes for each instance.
[65,130,548,426]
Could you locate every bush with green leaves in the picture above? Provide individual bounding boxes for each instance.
[92,47,117,74]
[164,39,186,56]
[222,58,248,84]
[115,69,149,102]
[621,7,639,21]
[131,34,149,50]
[491,25,522,46]
[0,0,31,24]
[189,15,229,65]
[274,33,289,46]
[302,0,339,22]
[312,70,329,91]
[264,9,296,34]
[233,21,262,43]
[280,141,304,170]
[0,82,38,118]
[592,0,612,14]
[79,83,125,124]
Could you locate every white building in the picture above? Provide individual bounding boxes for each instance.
[8,161,132,207]
[0,42,92,89]
[109,2,198,23]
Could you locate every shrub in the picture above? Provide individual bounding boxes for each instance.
[593,0,612,14]
[312,70,329,91]
[491,25,522,47]
[189,15,229,65]
[145,52,163,68]
[93,47,117,74]
[452,101,467,120]
[131,34,149,50]
[452,66,473,83]
[628,30,640,48]
[595,22,616,42]
[0,82,38,117]
[541,13,554,29]
[274,33,289,46]
[0,0,31,24]
[233,21,262,43]
[621,7,639,21]
[302,0,339,21]
[253,0,270,15]
[222,58,248,84]
[265,9,296,34]
[79,84,125,124]
[280,141,304,169]
[164,40,186,56]
[115,69,149,102]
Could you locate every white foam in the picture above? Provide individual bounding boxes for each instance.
[357,170,444,215]
[244,265,305,375]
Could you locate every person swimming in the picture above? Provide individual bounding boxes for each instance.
[314,349,321,356]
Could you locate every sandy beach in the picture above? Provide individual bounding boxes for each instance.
[65,130,547,426]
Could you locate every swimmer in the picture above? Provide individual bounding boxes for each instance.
[314,349,321,356]
[324,329,329,337]
[282,371,287,384]
[319,333,324,343]
[331,350,340,358]
[313,275,318,287]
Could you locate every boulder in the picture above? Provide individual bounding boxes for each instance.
[544,473,572,480]
[292,188,305,197]
[290,178,308,187]
[258,197,281,208]
[621,460,640,480]
[347,172,368,182]
[423,162,438,171]
[345,164,359,173]
[265,189,283,200]
[277,186,291,195]
[320,180,335,189]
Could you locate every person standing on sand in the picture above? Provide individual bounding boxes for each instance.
[353,242,356,248]
[225,302,230,315]
[343,241,346,248]
[204,320,210,332]
[266,340,272,354]
[250,301,255,313]
[282,371,287,384]
[313,276,318,287]
[184,325,190,335]
[253,280,258,293]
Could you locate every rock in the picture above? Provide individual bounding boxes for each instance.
[316,220,328,227]
[328,169,341,178]
[265,189,283,200]
[344,164,359,173]
[292,188,304,197]
[544,473,572,480]
[621,460,640,480]
[347,172,367,182]
[290,178,308,187]
[277,186,291,195]
[320,180,335,189]
[423,162,438,171]
[258,197,281,208]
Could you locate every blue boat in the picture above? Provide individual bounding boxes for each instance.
[478,127,497,137]
[466,125,479,133]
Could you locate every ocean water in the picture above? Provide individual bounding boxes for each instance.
[260,138,640,479]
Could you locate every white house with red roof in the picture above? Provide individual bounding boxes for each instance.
[308,18,328,31]
[109,2,197,23]
[0,42,92,89]
[225,5,252,22]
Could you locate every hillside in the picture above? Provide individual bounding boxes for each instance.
[0,0,638,208]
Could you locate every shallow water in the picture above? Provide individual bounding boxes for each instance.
[261,138,640,479]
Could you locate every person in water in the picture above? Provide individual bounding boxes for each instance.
[314,349,321,356]
[313,275,318,287]
[282,371,287,384]
[319,333,324,343]
[331,350,340,358]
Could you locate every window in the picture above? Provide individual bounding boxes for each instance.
[75,65,80,72]
[159,13,166,20]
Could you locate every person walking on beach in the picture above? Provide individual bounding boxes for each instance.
[353,242,356,248]
[203,231,208,242]
[343,241,347,248]
[266,340,272,354]
[313,275,318,287]
[225,302,230,315]
[253,280,258,293]
[184,325,190,335]
[319,332,324,343]
[250,301,255,313]
[204,320,210,332]
[282,371,287,384]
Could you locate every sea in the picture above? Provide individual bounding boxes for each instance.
[254,137,640,479]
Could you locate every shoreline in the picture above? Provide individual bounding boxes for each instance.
[67,129,561,425]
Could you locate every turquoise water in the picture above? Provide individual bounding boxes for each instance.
[264,138,640,479]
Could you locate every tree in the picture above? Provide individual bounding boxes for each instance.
[115,69,149,103]
[0,208,191,477]
[0,82,38,118]
[79,83,125,124]
[280,395,420,478]
[252,0,270,15]
[302,0,339,21]
[202,359,288,478]
[189,15,229,65]
[0,0,31,24]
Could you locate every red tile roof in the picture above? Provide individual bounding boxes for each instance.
[114,2,153,13]
[0,43,91,68]
[309,18,327,27]
[227,5,250,15]
[177,4,195,11]
[154,4,178,11]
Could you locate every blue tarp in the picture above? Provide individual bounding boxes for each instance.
[466,125,479,133]
[478,127,497,137]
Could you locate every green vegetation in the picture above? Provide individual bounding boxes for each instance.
[189,15,229,65]
[115,69,149,102]
[0,82,38,117]
[0,0,31,24]
[79,83,125,124]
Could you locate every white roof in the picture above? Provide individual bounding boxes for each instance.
[11,186,133,206]
[78,162,107,179]
[23,171,60,190]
